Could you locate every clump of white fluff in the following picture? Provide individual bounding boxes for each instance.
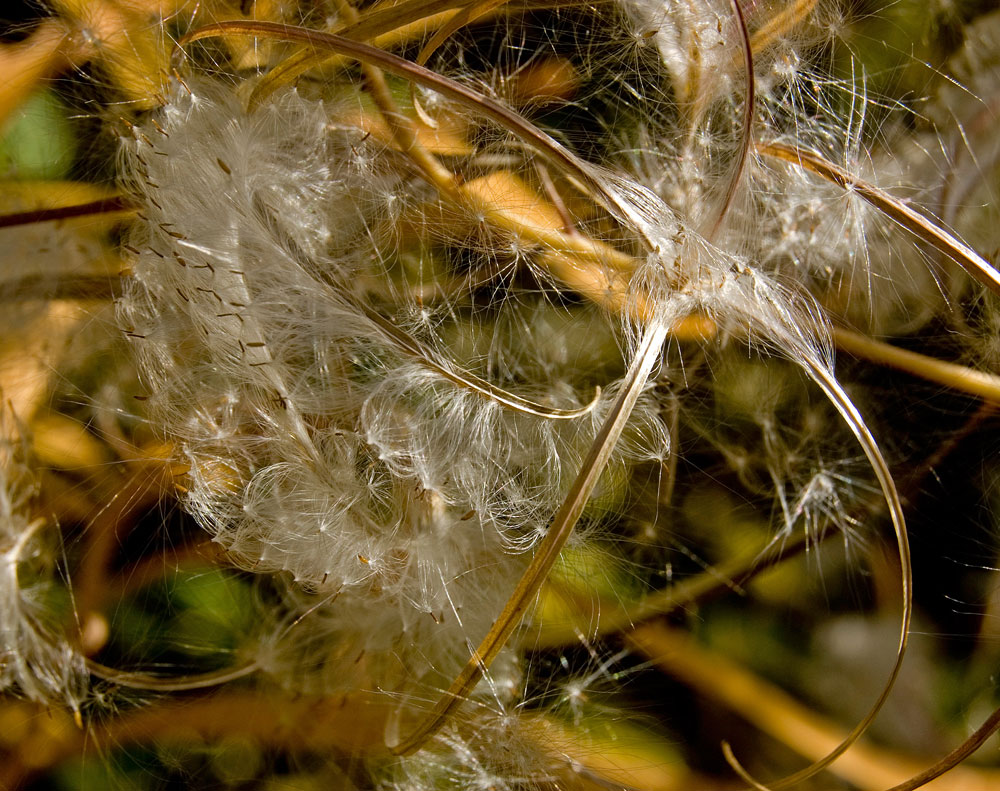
[375,716,556,791]
[618,0,942,337]
[0,414,87,712]
[109,3,916,777]
[117,76,668,696]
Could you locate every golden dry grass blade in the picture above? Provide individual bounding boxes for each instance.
[338,103,472,154]
[0,690,395,787]
[747,0,818,57]
[461,171,636,271]
[521,714,692,791]
[53,0,171,108]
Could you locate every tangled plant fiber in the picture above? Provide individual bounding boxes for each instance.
[4,0,1000,789]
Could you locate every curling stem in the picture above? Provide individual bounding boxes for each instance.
[750,356,910,790]
[708,0,754,239]
[880,705,1000,791]
[86,659,258,692]
[390,319,671,755]
[629,623,1000,791]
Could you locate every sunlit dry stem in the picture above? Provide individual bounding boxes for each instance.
[3,692,666,791]
[524,529,814,649]
[832,326,1000,405]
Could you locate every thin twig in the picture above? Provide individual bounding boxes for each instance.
[0,196,134,228]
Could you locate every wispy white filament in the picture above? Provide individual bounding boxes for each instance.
[117,75,668,698]
[0,416,87,712]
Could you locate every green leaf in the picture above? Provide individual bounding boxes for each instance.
[0,89,75,180]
